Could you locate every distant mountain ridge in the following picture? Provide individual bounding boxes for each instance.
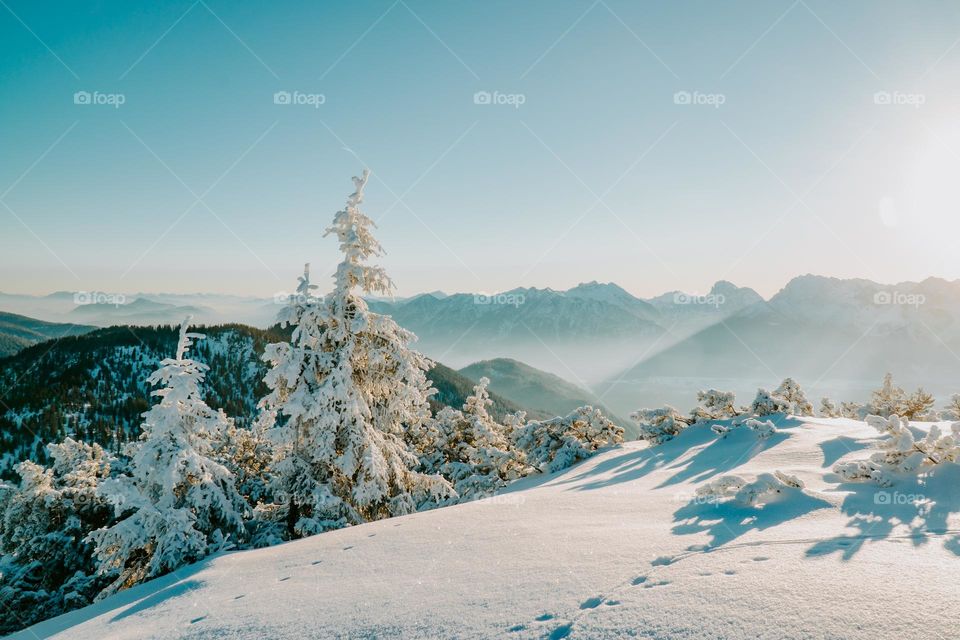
[0,311,95,357]
[4,275,960,401]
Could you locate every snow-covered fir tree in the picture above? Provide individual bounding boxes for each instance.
[631,405,691,444]
[0,439,115,634]
[514,406,623,472]
[87,318,247,596]
[258,171,452,538]
[412,378,531,502]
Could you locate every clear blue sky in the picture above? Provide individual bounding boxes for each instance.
[3,0,960,298]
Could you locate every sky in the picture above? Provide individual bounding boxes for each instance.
[2,0,960,299]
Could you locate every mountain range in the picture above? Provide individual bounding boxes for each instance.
[4,275,960,419]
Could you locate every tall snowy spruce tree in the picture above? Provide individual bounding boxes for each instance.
[87,318,246,596]
[260,170,452,538]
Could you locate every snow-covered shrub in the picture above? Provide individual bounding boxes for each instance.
[258,172,452,538]
[840,401,866,420]
[864,374,937,420]
[695,471,804,506]
[867,373,906,417]
[690,389,738,422]
[750,378,813,417]
[513,406,623,473]
[711,417,776,439]
[412,378,531,503]
[0,439,115,634]
[819,398,840,418]
[942,394,960,421]
[900,388,936,420]
[631,405,691,444]
[88,319,248,597]
[833,414,960,486]
[750,388,790,416]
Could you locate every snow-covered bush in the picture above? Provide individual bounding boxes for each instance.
[750,378,813,417]
[867,373,905,417]
[711,417,776,439]
[900,388,937,420]
[0,439,115,634]
[258,172,452,538]
[412,378,531,502]
[942,394,960,421]
[513,406,623,473]
[690,389,738,422]
[833,414,960,486]
[840,401,866,420]
[819,398,840,418]
[631,405,691,444]
[88,319,248,596]
[695,471,804,506]
[750,388,790,416]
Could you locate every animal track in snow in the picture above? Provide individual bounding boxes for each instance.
[579,597,603,610]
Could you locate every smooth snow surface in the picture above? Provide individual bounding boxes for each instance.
[16,418,960,639]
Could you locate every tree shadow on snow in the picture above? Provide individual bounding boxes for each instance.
[111,578,205,622]
[817,435,870,468]
[672,487,833,548]
[806,463,960,560]
[554,423,718,492]
[558,415,801,493]
[654,421,795,490]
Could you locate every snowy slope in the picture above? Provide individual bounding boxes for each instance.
[17,418,960,640]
